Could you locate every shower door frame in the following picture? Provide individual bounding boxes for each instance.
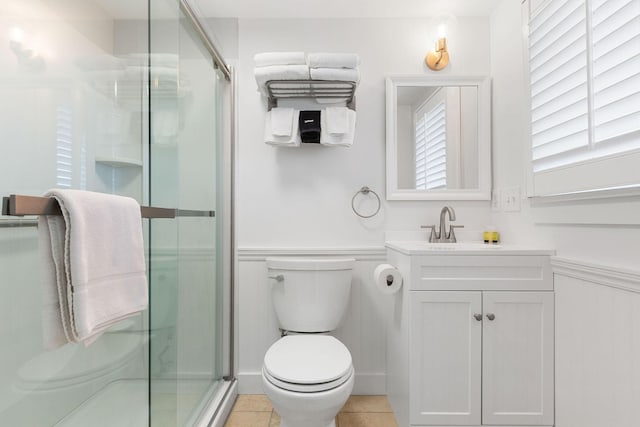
[171,1,237,425]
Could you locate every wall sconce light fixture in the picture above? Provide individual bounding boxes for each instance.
[425,24,449,71]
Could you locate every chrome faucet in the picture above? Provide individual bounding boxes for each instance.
[421,206,464,243]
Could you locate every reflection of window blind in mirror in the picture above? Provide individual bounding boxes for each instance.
[415,114,427,189]
[56,106,73,188]
[415,101,446,190]
[528,0,640,196]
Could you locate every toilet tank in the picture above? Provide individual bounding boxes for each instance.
[266,257,355,333]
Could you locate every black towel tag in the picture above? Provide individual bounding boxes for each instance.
[299,110,321,144]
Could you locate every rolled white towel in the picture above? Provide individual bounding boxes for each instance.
[254,52,306,67]
[255,64,310,96]
[310,67,360,83]
[321,109,356,147]
[308,53,360,69]
[265,110,301,147]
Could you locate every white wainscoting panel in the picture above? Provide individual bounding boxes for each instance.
[553,257,640,427]
[237,247,388,394]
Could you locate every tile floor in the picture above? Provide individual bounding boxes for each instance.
[224,394,399,427]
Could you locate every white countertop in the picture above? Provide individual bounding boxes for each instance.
[385,240,555,256]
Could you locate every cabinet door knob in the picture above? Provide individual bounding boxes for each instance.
[473,313,483,321]
[486,313,496,321]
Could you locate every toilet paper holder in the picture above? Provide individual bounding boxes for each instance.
[374,263,403,295]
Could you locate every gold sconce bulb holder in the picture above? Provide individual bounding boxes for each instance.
[425,37,449,71]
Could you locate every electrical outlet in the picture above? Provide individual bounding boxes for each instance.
[491,189,501,212]
[502,186,521,212]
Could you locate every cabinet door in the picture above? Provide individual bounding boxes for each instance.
[410,291,482,425]
[482,291,554,425]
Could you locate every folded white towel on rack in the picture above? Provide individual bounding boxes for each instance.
[310,67,360,83]
[265,109,301,147]
[39,189,148,349]
[255,65,310,96]
[321,108,356,147]
[270,107,295,136]
[325,107,349,135]
[254,52,306,67]
[307,53,360,69]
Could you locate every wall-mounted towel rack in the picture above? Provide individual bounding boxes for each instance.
[266,80,356,111]
[1,194,214,219]
[0,219,38,228]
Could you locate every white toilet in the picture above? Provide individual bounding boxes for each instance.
[262,257,356,427]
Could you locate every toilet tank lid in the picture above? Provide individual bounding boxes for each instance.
[266,257,355,271]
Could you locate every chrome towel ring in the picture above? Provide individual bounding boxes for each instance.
[351,186,381,218]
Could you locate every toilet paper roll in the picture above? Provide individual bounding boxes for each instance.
[373,264,403,295]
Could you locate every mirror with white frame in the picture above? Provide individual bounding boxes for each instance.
[385,76,491,200]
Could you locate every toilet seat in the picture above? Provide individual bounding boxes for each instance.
[263,365,353,393]
[263,335,352,393]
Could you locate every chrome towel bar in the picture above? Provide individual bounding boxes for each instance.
[0,219,38,228]
[1,194,214,219]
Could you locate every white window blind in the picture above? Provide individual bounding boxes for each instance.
[529,0,640,196]
[592,0,640,144]
[530,0,589,171]
[425,102,447,189]
[415,114,427,189]
[415,101,447,190]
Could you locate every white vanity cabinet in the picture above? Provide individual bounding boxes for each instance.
[385,243,554,427]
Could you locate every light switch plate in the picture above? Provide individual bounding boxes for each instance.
[491,189,501,212]
[502,186,521,212]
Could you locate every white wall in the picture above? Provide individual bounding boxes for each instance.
[553,261,640,427]
[235,17,493,393]
[490,0,640,425]
[237,17,493,248]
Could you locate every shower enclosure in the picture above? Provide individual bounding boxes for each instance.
[0,0,234,425]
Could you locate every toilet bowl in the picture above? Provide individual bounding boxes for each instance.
[262,335,354,427]
[262,257,355,427]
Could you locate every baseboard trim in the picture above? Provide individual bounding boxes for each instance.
[237,246,387,261]
[237,372,386,395]
[551,256,640,294]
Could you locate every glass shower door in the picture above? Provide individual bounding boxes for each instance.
[0,1,150,425]
[149,2,226,425]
